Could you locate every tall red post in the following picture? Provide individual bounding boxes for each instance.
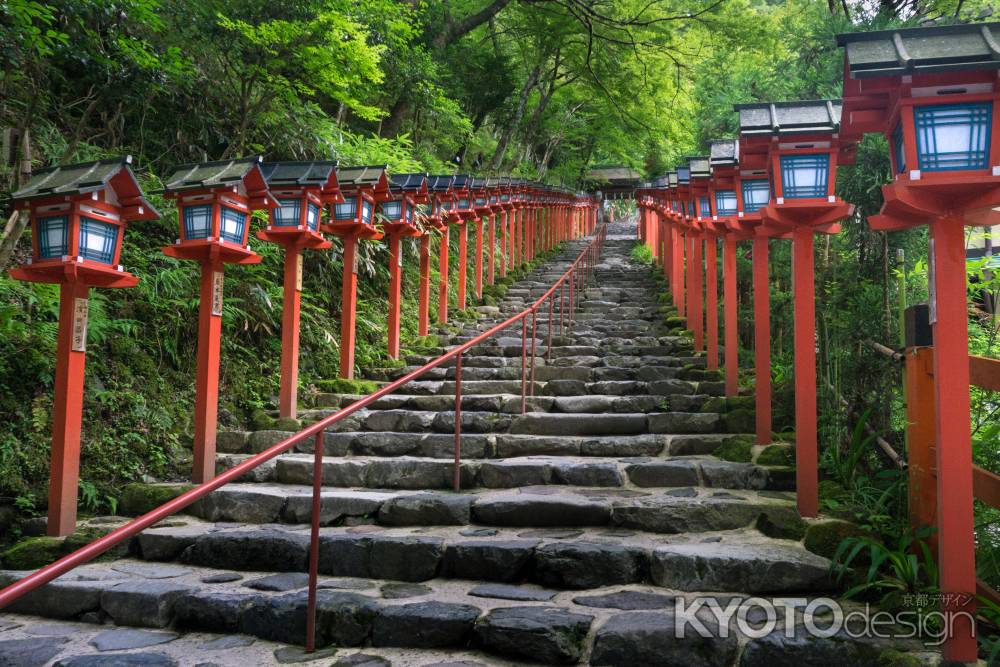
[792,227,817,516]
[438,227,450,323]
[387,233,403,358]
[675,230,686,316]
[930,215,978,659]
[279,247,302,418]
[691,235,704,352]
[705,235,718,370]
[487,214,495,285]
[499,211,507,278]
[418,235,431,336]
[723,235,739,397]
[193,261,224,482]
[458,223,468,310]
[752,235,771,444]
[339,237,359,378]
[474,218,484,300]
[47,281,90,536]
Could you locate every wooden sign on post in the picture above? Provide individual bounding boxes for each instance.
[211,271,224,316]
[71,298,89,352]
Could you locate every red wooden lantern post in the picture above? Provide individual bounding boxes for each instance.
[257,162,339,419]
[470,178,491,301]
[674,169,692,319]
[161,157,277,483]
[425,176,455,334]
[729,135,774,444]
[708,140,741,384]
[738,100,856,519]
[381,174,427,359]
[438,175,470,324]
[688,156,712,353]
[837,24,1000,659]
[320,166,389,379]
[10,157,159,535]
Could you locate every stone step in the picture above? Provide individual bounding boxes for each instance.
[243,454,776,492]
[183,484,800,534]
[309,392,686,414]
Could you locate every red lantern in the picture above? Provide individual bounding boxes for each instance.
[382,173,428,358]
[9,156,159,536]
[321,166,390,379]
[256,161,338,419]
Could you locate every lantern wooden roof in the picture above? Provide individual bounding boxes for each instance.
[709,140,739,167]
[427,175,455,192]
[13,156,160,221]
[260,161,340,202]
[162,156,270,195]
[676,166,691,184]
[735,100,843,136]
[389,173,428,194]
[837,23,1000,78]
[667,172,678,187]
[337,165,390,190]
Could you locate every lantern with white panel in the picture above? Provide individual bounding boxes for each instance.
[381,173,427,358]
[708,139,743,395]
[837,24,1000,660]
[424,175,455,332]
[160,157,277,485]
[9,156,159,536]
[257,162,338,419]
[736,99,856,520]
[321,166,390,379]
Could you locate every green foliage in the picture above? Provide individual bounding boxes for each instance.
[630,243,653,266]
[831,526,939,607]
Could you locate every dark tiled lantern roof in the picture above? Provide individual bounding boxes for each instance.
[13,156,152,206]
[259,161,338,188]
[836,22,1000,78]
[389,173,428,192]
[161,156,268,193]
[709,139,739,166]
[336,165,390,186]
[426,175,455,192]
[735,100,843,135]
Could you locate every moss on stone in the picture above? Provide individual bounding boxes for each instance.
[803,519,872,559]
[1,536,64,569]
[756,443,795,467]
[699,396,727,414]
[714,438,753,462]
[273,417,301,432]
[665,316,686,327]
[877,650,922,667]
[773,430,796,442]
[723,409,755,434]
[315,378,379,395]
[250,408,276,431]
[755,510,807,540]
[121,482,195,516]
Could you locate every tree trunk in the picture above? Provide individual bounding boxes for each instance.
[490,65,541,171]
[381,94,412,138]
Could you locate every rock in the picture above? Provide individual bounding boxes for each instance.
[100,580,192,627]
[0,574,105,619]
[138,532,195,562]
[331,654,390,667]
[89,629,178,651]
[181,529,308,572]
[216,430,250,453]
[443,540,537,582]
[738,629,888,667]
[474,606,593,664]
[201,573,242,583]
[756,443,795,466]
[55,654,177,667]
[190,487,285,523]
[243,590,378,646]
[650,543,831,593]
[120,483,194,516]
[272,646,338,664]
[472,495,610,526]
[248,430,293,453]
[534,542,645,589]
[283,491,391,525]
[373,601,481,648]
[379,583,431,599]
[591,611,738,666]
[625,461,699,487]
[553,462,623,486]
[0,637,68,667]
[699,460,768,490]
[244,572,310,592]
[803,519,872,559]
[713,437,754,462]
[647,412,720,434]
[369,535,443,581]
[23,623,85,636]
[572,590,676,610]
[199,635,254,650]
[756,510,808,541]
[109,563,191,579]
[377,493,472,526]
[611,495,798,534]
[468,584,556,602]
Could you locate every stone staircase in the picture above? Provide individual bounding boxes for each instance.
[0,221,926,666]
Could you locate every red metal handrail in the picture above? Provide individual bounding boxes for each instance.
[0,223,607,651]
